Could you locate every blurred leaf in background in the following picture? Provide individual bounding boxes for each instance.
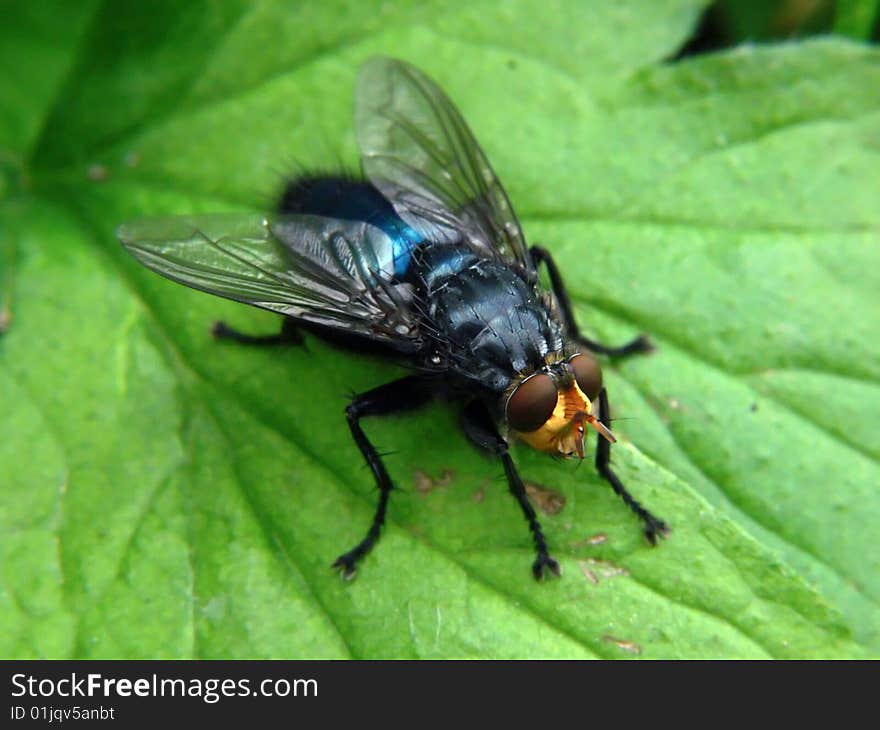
[678,0,878,54]
[1,0,878,659]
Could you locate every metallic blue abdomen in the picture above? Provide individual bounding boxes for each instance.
[279,175,422,277]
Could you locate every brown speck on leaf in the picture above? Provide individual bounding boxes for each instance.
[414,469,455,495]
[579,563,599,584]
[524,481,566,515]
[414,470,434,494]
[750,402,758,412]
[603,635,642,655]
[0,300,11,334]
[571,533,608,548]
[87,164,108,181]
[578,558,628,581]
[472,486,485,503]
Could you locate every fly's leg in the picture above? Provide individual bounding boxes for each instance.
[334,375,437,579]
[462,401,560,579]
[211,316,304,346]
[530,246,653,357]
[595,387,669,543]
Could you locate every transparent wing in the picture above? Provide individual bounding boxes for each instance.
[117,213,421,350]
[356,57,535,280]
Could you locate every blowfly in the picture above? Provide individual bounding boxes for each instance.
[118,57,669,579]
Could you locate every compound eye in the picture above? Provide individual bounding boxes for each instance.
[569,353,603,401]
[506,374,557,433]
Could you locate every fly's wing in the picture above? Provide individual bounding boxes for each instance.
[356,57,535,282]
[117,213,421,351]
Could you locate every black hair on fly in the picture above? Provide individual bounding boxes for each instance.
[278,171,398,231]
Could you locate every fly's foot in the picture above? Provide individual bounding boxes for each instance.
[623,334,655,355]
[332,553,360,581]
[644,517,671,545]
[532,552,561,580]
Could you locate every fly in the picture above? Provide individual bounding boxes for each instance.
[117,57,669,580]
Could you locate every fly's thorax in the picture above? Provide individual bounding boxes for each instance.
[504,353,609,458]
[414,245,565,392]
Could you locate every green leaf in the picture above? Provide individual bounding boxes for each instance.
[713,0,837,42]
[2,0,877,659]
[834,0,879,41]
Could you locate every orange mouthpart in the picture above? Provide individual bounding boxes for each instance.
[572,411,616,458]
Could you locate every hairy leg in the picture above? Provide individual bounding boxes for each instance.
[594,387,669,543]
[462,400,560,579]
[333,375,438,578]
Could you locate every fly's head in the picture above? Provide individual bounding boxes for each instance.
[504,353,614,458]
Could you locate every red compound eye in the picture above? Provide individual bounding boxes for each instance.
[569,353,603,401]
[506,374,557,433]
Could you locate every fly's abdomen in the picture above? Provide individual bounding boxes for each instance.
[279,175,422,277]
